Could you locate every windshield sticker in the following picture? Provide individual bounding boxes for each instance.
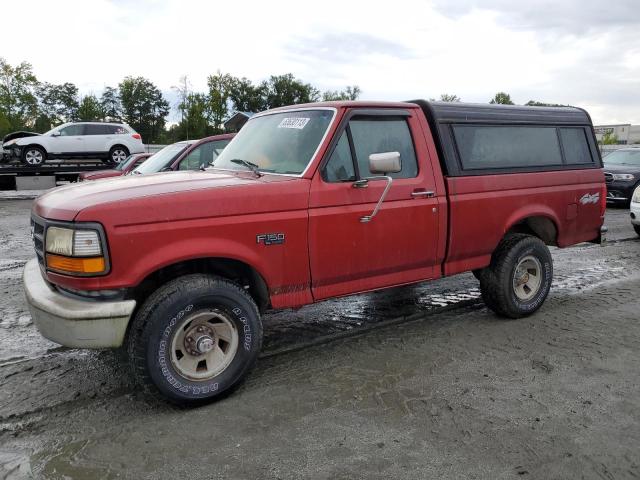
[277,117,310,130]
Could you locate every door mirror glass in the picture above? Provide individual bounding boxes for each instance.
[369,152,401,174]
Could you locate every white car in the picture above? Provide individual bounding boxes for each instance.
[631,185,640,237]
[2,122,145,166]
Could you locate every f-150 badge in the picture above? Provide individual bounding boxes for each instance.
[580,192,600,205]
[256,233,285,245]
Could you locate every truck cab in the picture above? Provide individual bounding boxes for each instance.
[23,100,605,405]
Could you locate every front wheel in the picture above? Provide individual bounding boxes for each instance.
[127,274,263,405]
[22,146,46,166]
[634,225,640,237]
[479,234,553,319]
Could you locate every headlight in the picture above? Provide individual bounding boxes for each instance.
[45,226,106,275]
[633,187,640,204]
[612,173,635,181]
[3,139,16,147]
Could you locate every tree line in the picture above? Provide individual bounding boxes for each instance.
[0,58,360,144]
[431,91,567,107]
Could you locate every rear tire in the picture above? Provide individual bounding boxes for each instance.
[127,274,263,405]
[108,145,129,165]
[21,146,46,166]
[479,234,553,319]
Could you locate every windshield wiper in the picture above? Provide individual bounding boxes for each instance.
[229,159,262,177]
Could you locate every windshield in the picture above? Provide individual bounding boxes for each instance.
[116,154,141,171]
[212,109,334,175]
[604,149,640,165]
[133,142,190,174]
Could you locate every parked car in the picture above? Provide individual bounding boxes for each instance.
[79,153,153,181]
[1,122,144,166]
[24,100,605,405]
[630,185,640,236]
[131,133,235,175]
[603,147,640,205]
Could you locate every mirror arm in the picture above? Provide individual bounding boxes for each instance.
[359,176,393,223]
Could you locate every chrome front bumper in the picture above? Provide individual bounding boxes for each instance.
[23,258,136,348]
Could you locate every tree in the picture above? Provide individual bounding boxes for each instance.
[77,94,103,121]
[260,74,320,109]
[206,71,233,133]
[525,100,568,107]
[322,85,362,101]
[172,75,191,138]
[601,132,618,145]
[175,93,211,140]
[100,86,122,121]
[228,76,267,113]
[0,58,38,136]
[119,76,169,143]
[35,82,79,131]
[489,92,514,105]
[429,94,461,102]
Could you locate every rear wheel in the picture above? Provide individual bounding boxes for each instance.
[22,146,46,166]
[127,274,263,405]
[479,234,553,318]
[108,145,129,165]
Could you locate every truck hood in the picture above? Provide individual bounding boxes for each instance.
[34,170,293,221]
[3,131,41,144]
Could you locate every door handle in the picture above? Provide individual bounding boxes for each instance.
[411,190,434,198]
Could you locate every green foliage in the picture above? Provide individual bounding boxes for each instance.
[260,74,320,109]
[601,132,618,145]
[0,58,39,137]
[100,86,121,122]
[35,82,79,129]
[525,100,567,107]
[119,76,169,143]
[228,76,267,113]
[175,93,212,140]
[77,94,103,121]
[322,86,361,101]
[206,71,233,134]
[433,93,461,102]
[489,92,514,105]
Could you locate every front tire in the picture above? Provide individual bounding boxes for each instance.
[22,146,46,166]
[127,274,263,405]
[108,145,129,165]
[634,225,640,237]
[479,234,553,319]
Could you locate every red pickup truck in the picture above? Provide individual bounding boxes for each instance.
[24,100,606,404]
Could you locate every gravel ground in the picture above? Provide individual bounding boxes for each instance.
[0,200,639,479]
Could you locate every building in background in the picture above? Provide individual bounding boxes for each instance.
[594,124,640,145]
[224,112,255,133]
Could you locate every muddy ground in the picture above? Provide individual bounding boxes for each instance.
[0,200,639,479]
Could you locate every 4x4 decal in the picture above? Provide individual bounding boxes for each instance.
[580,192,600,205]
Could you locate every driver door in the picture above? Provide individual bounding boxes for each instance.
[308,109,440,300]
[51,124,86,155]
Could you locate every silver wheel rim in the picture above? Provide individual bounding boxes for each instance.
[170,310,239,381]
[25,149,43,165]
[112,149,127,163]
[512,255,542,301]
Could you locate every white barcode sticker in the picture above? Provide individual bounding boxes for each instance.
[278,117,310,129]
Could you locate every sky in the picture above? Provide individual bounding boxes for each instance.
[3,0,640,125]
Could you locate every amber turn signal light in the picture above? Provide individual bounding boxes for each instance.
[46,254,106,274]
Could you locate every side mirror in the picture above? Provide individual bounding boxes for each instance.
[369,152,401,174]
[51,131,61,137]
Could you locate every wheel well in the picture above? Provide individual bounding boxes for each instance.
[506,216,558,246]
[130,257,270,313]
[110,144,129,153]
[23,143,47,155]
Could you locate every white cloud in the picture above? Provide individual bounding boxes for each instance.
[3,0,639,125]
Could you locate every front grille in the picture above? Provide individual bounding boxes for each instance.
[31,215,46,267]
[604,172,613,183]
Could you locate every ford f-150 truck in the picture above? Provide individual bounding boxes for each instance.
[23,100,606,405]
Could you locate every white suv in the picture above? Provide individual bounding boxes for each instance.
[2,122,145,166]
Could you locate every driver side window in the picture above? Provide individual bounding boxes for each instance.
[324,131,356,182]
